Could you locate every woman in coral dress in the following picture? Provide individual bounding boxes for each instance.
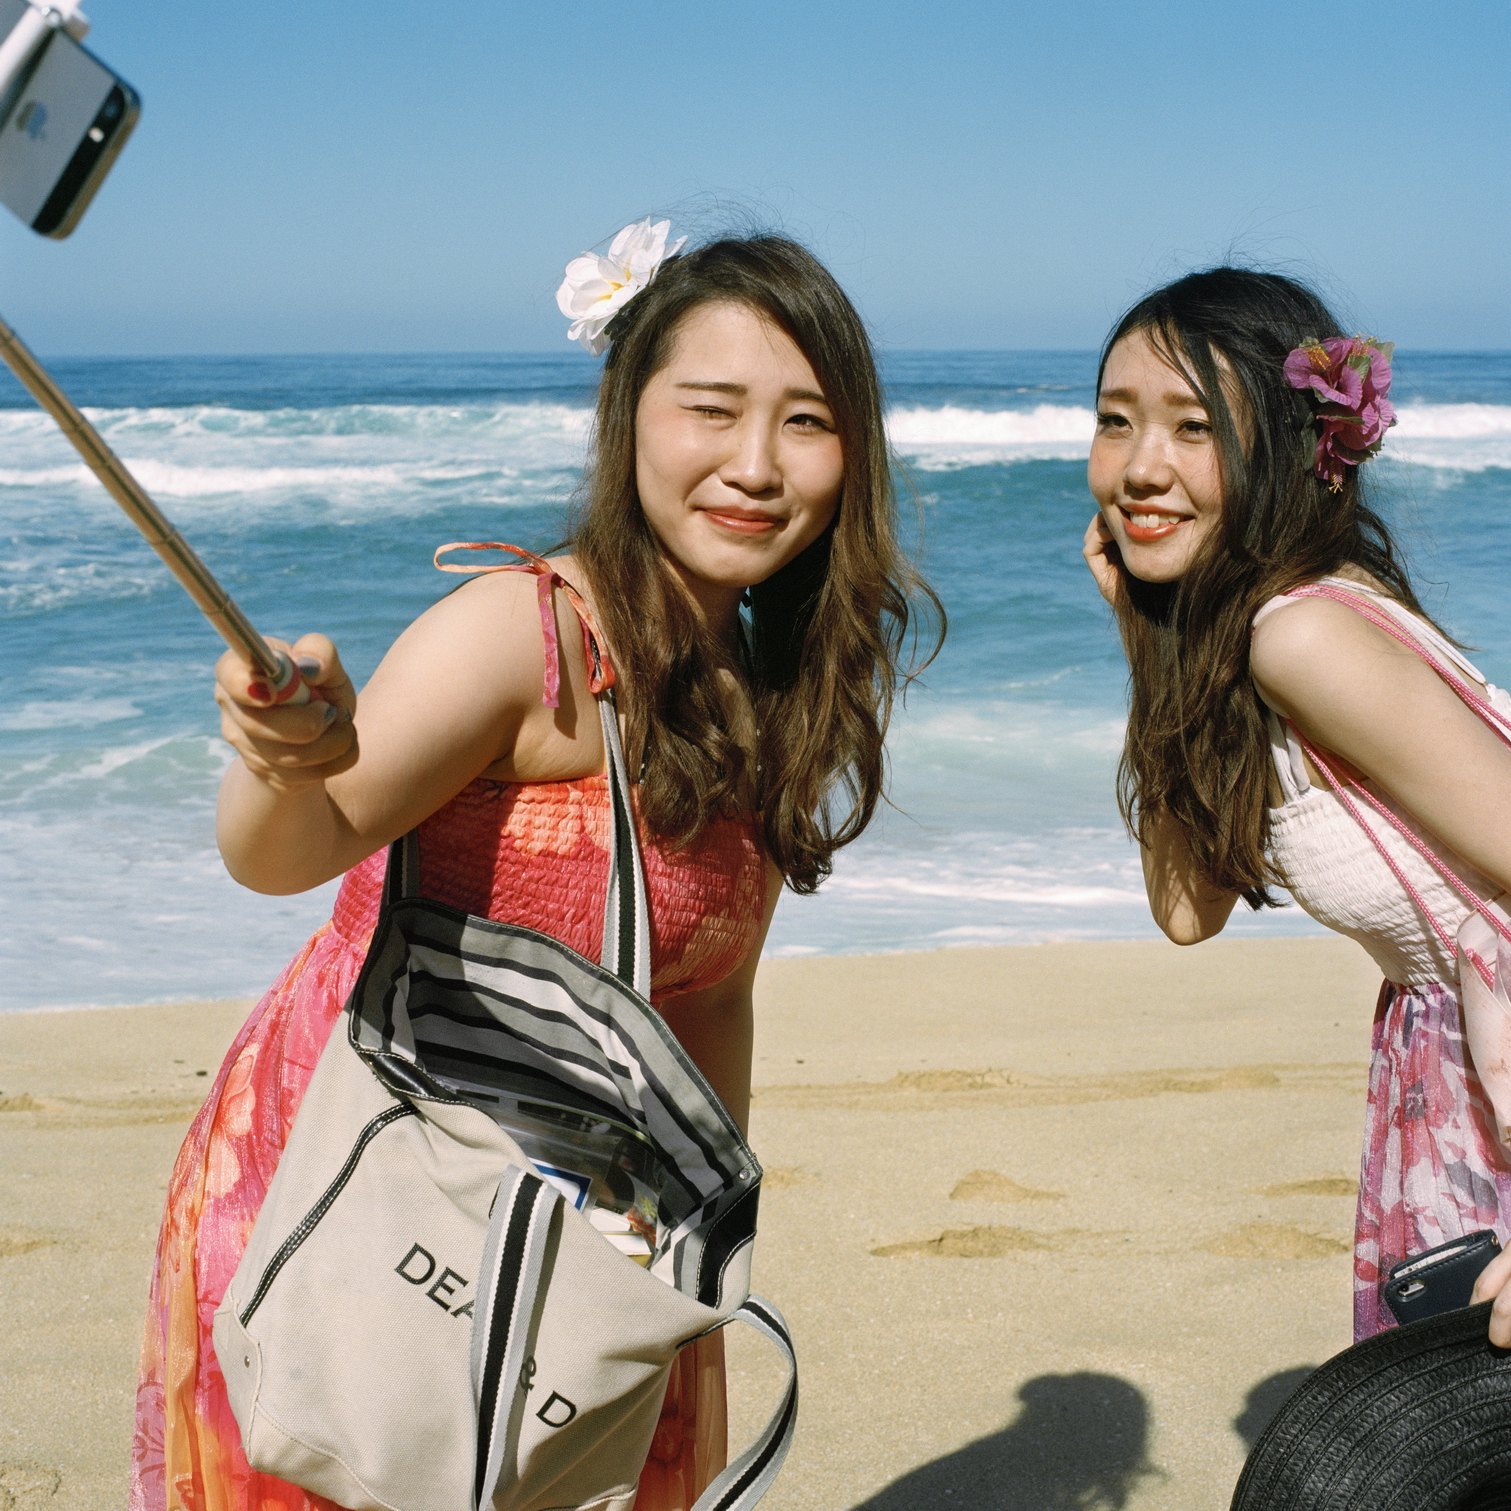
[131,225,938,1511]
[1081,266,1511,1344]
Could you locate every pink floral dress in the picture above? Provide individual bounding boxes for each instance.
[1256,578,1511,1339]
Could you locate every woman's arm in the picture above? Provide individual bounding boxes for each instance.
[216,569,590,895]
[654,862,784,1135]
[1251,596,1511,898]
[1140,806,1241,945]
[1083,514,1241,944]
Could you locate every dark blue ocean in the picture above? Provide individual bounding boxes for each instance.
[4,350,1510,1010]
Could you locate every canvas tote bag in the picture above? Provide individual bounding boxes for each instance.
[212,689,796,1511]
[1280,583,1511,1147]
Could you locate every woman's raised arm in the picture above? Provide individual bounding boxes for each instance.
[215,568,575,895]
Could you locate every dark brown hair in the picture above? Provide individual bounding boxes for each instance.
[1100,267,1429,907]
[571,233,942,893]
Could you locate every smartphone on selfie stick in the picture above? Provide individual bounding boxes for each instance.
[0,1,309,702]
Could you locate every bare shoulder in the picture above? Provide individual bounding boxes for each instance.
[361,566,553,717]
[391,567,545,657]
[1250,593,1432,720]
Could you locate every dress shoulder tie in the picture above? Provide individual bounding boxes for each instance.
[433,541,614,708]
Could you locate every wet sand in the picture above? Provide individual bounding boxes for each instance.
[0,935,1382,1510]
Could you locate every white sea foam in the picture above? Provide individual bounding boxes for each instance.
[887,403,1096,446]
[1,400,1505,517]
[0,697,140,731]
[1385,403,1511,471]
[886,403,1096,467]
[0,400,594,443]
[0,401,594,516]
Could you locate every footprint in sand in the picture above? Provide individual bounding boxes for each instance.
[0,1095,48,1113]
[950,1169,1065,1203]
[0,1463,61,1510]
[871,1225,1054,1258]
[1254,1177,1358,1197]
[1203,1222,1349,1259]
[0,1229,57,1260]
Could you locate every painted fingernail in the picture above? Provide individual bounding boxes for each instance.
[322,703,339,724]
[247,680,271,703]
[295,656,321,679]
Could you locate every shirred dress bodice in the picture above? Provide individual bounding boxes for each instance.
[1258,578,1511,985]
[332,773,767,1003]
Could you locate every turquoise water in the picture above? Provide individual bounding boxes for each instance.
[3,350,1509,1009]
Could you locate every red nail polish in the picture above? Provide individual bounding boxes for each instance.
[247,680,270,702]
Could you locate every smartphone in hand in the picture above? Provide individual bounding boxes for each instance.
[0,23,138,238]
[1385,1230,1502,1326]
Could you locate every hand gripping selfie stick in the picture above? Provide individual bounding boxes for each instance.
[0,314,309,702]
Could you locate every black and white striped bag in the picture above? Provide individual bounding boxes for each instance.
[213,691,796,1511]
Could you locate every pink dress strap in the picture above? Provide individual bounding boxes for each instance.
[433,541,614,708]
[1277,583,1511,983]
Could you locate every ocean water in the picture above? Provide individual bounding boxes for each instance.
[3,349,1510,1010]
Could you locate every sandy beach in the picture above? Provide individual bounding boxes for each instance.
[0,934,1383,1510]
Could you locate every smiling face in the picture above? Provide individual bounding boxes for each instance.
[1089,327,1229,583]
[633,300,844,626]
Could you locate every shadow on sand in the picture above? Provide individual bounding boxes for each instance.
[850,1371,1159,1510]
[1231,1366,1319,1453]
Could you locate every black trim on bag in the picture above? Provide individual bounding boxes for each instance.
[695,1181,760,1308]
[366,1051,467,1103]
[474,1173,547,1506]
[608,769,639,991]
[238,1102,418,1326]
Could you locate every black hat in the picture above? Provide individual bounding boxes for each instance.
[1231,1302,1511,1510]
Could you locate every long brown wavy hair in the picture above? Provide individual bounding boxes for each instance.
[1101,268,1433,908]
[571,233,942,893]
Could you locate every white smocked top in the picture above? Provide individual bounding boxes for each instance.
[1255,577,1511,987]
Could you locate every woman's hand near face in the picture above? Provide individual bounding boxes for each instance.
[1082,513,1123,606]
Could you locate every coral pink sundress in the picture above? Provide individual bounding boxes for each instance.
[130,557,767,1511]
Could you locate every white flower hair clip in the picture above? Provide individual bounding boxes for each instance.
[555,217,687,356]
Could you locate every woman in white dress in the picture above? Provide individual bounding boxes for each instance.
[1081,267,1511,1341]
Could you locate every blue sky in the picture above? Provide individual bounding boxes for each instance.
[1,0,1504,354]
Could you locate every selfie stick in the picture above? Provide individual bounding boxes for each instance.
[0,313,307,701]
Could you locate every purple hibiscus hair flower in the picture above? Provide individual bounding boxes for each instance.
[1284,336,1397,490]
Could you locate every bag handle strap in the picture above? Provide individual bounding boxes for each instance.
[379,549,651,1000]
[471,1166,560,1511]
[1276,584,1511,986]
[471,1176,797,1511]
[692,1296,799,1511]
[598,688,651,1000]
